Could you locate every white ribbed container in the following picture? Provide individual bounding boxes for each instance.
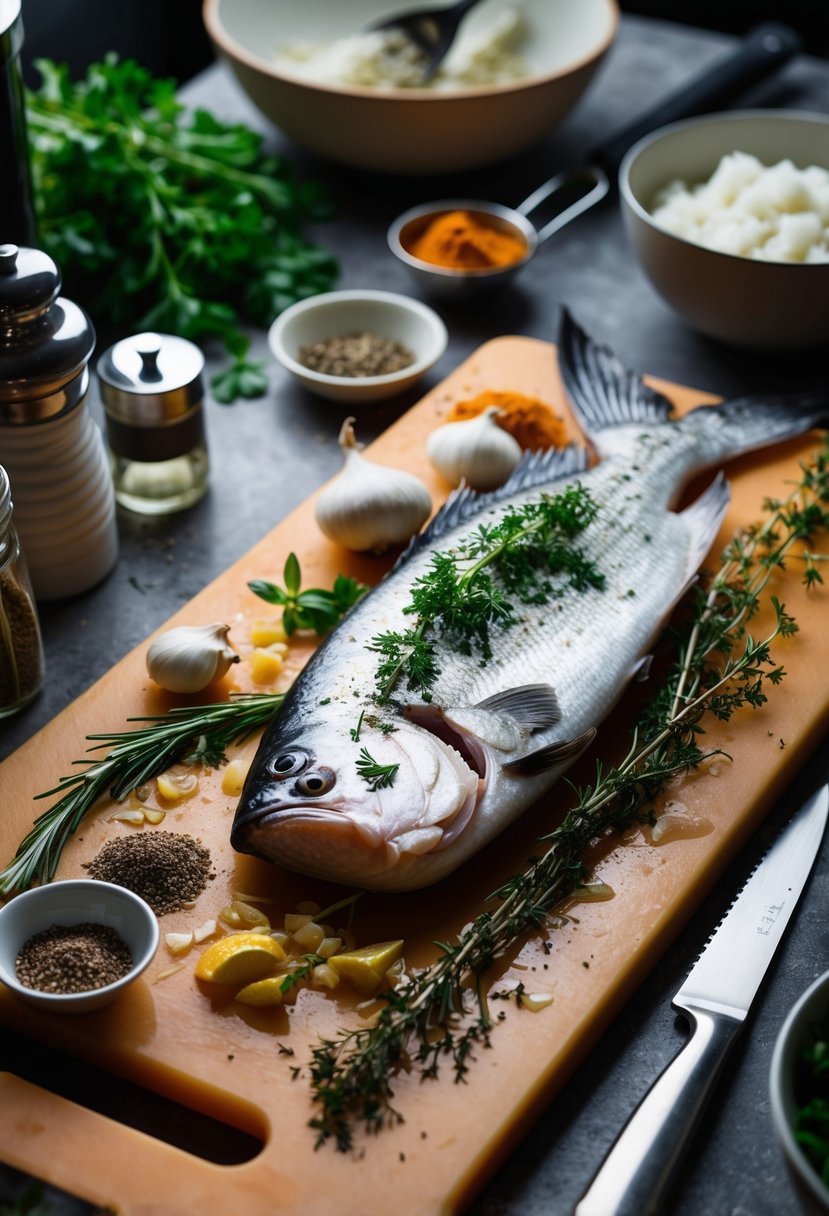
[1,405,118,600]
[0,243,119,601]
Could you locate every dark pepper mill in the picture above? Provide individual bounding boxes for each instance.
[0,0,36,245]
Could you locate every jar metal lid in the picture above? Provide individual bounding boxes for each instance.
[97,332,205,426]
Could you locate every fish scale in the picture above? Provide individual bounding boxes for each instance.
[231,312,829,891]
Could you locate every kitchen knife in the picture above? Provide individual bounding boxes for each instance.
[574,783,829,1216]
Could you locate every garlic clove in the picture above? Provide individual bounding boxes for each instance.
[314,418,431,553]
[427,406,522,491]
[146,622,239,693]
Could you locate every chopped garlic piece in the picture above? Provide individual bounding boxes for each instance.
[249,648,284,685]
[193,919,219,943]
[155,963,186,982]
[109,808,146,825]
[312,963,340,990]
[519,992,555,1012]
[165,931,194,955]
[250,617,288,647]
[143,808,166,825]
[221,758,249,797]
[157,768,199,801]
[318,936,343,959]
[292,921,325,951]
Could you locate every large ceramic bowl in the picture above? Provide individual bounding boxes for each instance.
[203,0,618,174]
[770,968,829,1216]
[619,110,829,351]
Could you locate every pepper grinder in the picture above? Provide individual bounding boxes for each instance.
[0,243,119,600]
[97,332,209,515]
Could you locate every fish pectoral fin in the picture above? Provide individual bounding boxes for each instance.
[475,684,561,733]
[389,826,444,858]
[503,727,597,776]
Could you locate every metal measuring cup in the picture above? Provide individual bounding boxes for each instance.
[387,167,607,301]
[387,22,801,301]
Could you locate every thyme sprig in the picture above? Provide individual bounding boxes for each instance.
[307,440,829,1151]
[368,484,604,704]
[0,693,285,896]
[355,748,400,792]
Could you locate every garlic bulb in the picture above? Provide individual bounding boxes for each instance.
[146,623,239,693]
[314,418,432,552]
[427,406,522,491]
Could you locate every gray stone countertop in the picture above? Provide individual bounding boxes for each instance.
[1,13,829,1216]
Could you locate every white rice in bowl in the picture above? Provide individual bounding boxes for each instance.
[651,151,829,264]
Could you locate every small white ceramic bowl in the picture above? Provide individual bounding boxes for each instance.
[770,968,829,1216]
[203,0,618,175]
[619,110,829,350]
[0,879,160,1014]
[268,289,448,403]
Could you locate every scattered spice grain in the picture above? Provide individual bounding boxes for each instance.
[16,922,133,994]
[298,332,415,378]
[85,831,213,915]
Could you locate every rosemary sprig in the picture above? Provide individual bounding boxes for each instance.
[308,439,829,1150]
[368,484,604,704]
[0,693,285,895]
[355,748,400,792]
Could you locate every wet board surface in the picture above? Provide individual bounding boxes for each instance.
[1,337,827,1216]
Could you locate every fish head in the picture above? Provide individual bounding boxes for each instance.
[230,716,482,886]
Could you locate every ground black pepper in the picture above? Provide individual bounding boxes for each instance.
[298,332,415,378]
[84,831,213,915]
[16,922,133,993]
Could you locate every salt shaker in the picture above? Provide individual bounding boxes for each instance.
[0,463,44,717]
[97,332,209,515]
[0,243,119,600]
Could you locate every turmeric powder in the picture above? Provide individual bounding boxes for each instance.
[408,210,527,271]
[447,390,568,451]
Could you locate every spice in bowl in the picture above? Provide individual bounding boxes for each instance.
[447,389,568,450]
[297,332,415,379]
[407,210,527,271]
[16,921,133,994]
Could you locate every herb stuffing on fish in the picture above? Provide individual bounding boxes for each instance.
[231,311,827,891]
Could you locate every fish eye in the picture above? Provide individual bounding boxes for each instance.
[296,768,336,798]
[270,752,308,778]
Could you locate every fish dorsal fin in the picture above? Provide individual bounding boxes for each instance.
[476,684,561,733]
[558,307,675,437]
[503,726,597,776]
[680,471,730,582]
[393,444,589,571]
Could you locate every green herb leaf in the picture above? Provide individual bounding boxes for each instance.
[248,556,368,636]
[25,55,339,403]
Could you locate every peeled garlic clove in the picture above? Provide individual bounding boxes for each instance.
[427,406,522,491]
[314,418,431,552]
[146,623,239,693]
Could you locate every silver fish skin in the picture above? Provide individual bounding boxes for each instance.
[231,311,828,891]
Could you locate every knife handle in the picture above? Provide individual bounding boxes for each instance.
[574,1002,745,1216]
[590,22,802,175]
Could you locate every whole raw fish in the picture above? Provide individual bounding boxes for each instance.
[231,312,827,891]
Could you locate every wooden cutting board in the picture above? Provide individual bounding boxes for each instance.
[1,337,827,1215]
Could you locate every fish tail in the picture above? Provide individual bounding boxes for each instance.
[558,307,829,460]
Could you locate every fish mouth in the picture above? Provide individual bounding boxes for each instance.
[232,803,392,882]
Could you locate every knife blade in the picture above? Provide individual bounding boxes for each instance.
[574,784,829,1216]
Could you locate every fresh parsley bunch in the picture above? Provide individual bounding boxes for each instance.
[25,57,339,402]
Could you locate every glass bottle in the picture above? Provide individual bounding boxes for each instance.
[0,463,44,717]
[97,332,209,515]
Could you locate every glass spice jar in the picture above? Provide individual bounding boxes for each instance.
[97,332,209,516]
[0,463,44,718]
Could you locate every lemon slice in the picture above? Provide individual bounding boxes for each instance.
[327,940,404,994]
[235,976,287,1007]
[194,932,285,986]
